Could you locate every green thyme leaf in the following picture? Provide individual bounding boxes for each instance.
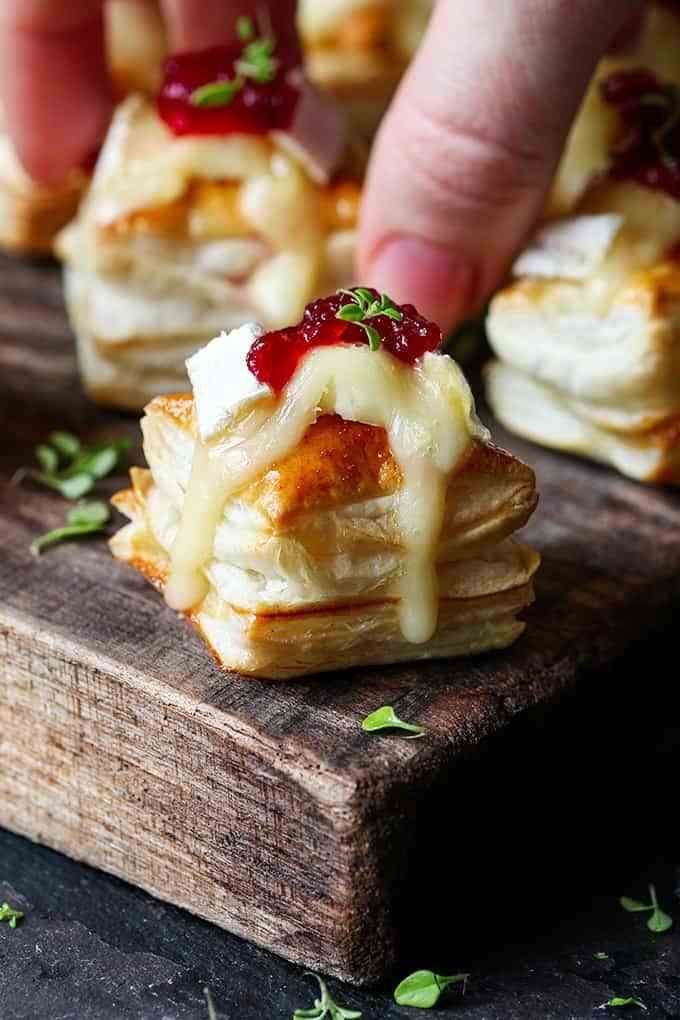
[0,901,24,929]
[362,324,381,351]
[57,473,95,500]
[647,884,673,933]
[49,430,81,458]
[35,444,59,473]
[190,78,244,108]
[78,447,118,480]
[353,287,375,306]
[620,897,652,913]
[236,37,279,84]
[361,705,426,737]
[31,501,110,555]
[236,15,255,40]
[22,432,129,503]
[598,997,647,1010]
[293,974,361,1020]
[336,304,365,322]
[394,970,468,1008]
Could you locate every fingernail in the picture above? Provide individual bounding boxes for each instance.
[366,236,476,331]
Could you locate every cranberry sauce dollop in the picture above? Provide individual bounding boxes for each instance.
[601,68,680,199]
[247,289,443,393]
[158,40,300,137]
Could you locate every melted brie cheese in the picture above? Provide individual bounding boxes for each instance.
[165,344,486,645]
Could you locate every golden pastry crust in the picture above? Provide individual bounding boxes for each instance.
[111,396,539,679]
[112,465,539,680]
[143,398,537,530]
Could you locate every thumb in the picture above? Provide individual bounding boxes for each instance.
[359,0,642,330]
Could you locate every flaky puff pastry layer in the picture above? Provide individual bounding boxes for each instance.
[111,399,539,679]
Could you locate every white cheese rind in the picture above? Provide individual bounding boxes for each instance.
[186,323,271,441]
[513,213,624,280]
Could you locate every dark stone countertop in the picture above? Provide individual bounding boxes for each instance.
[2,627,680,1020]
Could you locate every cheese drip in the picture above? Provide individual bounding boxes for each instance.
[164,345,484,643]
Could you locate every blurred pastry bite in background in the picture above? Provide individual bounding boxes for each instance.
[298,0,432,139]
[0,0,167,256]
[486,0,680,485]
[56,18,361,410]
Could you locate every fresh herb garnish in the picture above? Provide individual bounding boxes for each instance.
[336,288,403,351]
[594,951,610,960]
[620,884,673,933]
[31,501,110,556]
[235,36,279,84]
[236,15,255,41]
[598,997,647,1011]
[204,987,220,1019]
[0,901,24,929]
[191,78,244,108]
[190,17,278,108]
[361,705,426,738]
[293,973,361,1020]
[20,430,129,499]
[394,970,469,1009]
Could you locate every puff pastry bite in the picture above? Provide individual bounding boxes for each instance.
[486,2,680,485]
[111,287,539,680]
[0,1,166,256]
[57,22,360,411]
[298,0,432,139]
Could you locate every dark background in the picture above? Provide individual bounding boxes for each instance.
[2,626,679,1019]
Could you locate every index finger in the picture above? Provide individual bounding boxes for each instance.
[0,1,111,185]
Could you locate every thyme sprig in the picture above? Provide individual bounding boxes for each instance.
[190,16,279,108]
[18,430,129,500]
[0,901,24,929]
[293,974,361,1020]
[335,288,403,351]
[31,501,110,556]
[620,883,673,933]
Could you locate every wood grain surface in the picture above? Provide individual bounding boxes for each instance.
[1,254,680,984]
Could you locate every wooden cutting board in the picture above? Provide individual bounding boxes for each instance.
[1,254,680,985]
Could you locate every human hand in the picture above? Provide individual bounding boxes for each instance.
[359,0,644,330]
[0,0,297,186]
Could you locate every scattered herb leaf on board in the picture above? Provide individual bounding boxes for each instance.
[361,705,426,738]
[31,501,110,555]
[597,997,647,1010]
[0,901,24,929]
[293,973,361,1019]
[21,430,129,499]
[620,884,673,933]
[204,987,219,1019]
[394,970,469,1008]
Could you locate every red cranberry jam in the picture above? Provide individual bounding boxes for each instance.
[247,289,443,393]
[601,68,680,199]
[158,39,300,137]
